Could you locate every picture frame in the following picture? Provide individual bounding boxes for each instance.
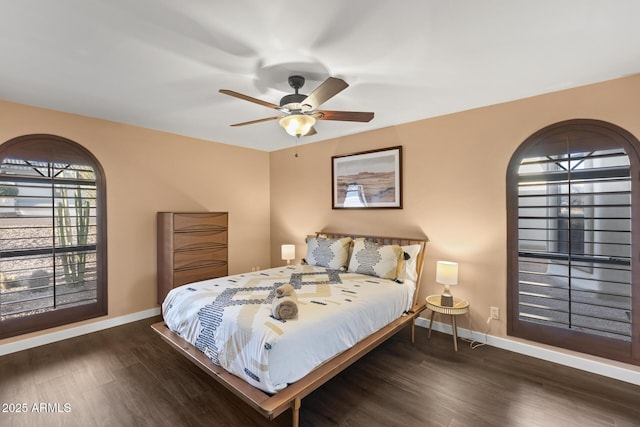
[332,146,402,209]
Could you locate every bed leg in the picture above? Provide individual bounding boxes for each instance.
[411,320,416,344]
[291,396,301,427]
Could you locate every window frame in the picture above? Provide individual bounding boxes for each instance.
[0,134,107,339]
[507,119,640,365]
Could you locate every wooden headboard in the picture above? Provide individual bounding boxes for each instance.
[316,231,428,309]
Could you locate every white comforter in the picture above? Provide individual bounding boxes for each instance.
[162,264,413,393]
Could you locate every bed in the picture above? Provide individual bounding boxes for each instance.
[152,231,428,426]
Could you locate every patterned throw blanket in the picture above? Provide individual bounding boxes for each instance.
[195,270,343,365]
[163,265,410,393]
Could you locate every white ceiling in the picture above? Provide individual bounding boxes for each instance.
[1,1,640,152]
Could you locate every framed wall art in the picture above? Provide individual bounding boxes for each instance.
[332,146,402,209]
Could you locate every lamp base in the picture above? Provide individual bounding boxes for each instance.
[440,294,453,307]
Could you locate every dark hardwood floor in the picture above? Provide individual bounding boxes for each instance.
[1,315,639,427]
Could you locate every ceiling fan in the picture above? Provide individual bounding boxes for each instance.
[219,75,374,137]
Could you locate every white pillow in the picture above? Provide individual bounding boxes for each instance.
[305,236,352,269]
[399,244,422,283]
[348,238,403,280]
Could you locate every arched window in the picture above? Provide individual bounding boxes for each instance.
[507,119,639,365]
[0,134,107,339]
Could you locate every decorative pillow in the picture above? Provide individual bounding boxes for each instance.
[305,236,352,269]
[399,244,422,283]
[347,238,403,280]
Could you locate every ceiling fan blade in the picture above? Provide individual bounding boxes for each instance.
[300,77,349,110]
[219,89,280,109]
[316,110,374,122]
[230,116,281,127]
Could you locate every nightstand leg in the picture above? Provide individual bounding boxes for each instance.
[428,311,435,339]
[451,315,458,351]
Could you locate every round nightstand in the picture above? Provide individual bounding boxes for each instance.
[425,295,469,351]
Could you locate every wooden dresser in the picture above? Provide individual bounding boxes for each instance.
[157,212,228,304]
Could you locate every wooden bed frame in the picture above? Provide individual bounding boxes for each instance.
[151,231,428,426]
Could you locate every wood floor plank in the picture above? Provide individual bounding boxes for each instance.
[1,315,639,427]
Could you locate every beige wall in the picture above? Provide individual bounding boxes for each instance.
[270,74,640,370]
[2,75,640,373]
[0,100,271,344]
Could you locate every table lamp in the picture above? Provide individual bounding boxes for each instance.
[436,261,458,307]
[281,244,295,265]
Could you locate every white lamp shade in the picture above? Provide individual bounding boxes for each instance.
[279,114,316,136]
[436,261,458,285]
[281,244,295,261]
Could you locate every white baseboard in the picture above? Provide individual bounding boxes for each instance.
[415,317,640,386]
[2,309,639,387]
[0,307,161,356]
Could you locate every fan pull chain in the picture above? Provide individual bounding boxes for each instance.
[295,135,299,158]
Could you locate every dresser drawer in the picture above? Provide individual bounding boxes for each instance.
[174,247,228,270]
[173,213,227,232]
[173,230,228,251]
[173,264,228,287]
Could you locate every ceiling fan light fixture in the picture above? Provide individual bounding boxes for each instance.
[279,114,316,137]
[220,76,374,138]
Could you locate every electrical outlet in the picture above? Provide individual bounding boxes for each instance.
[490,306,500,320]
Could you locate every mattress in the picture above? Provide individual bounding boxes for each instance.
[162,264,413,393]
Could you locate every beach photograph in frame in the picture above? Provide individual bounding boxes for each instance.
[332,146,402,209]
